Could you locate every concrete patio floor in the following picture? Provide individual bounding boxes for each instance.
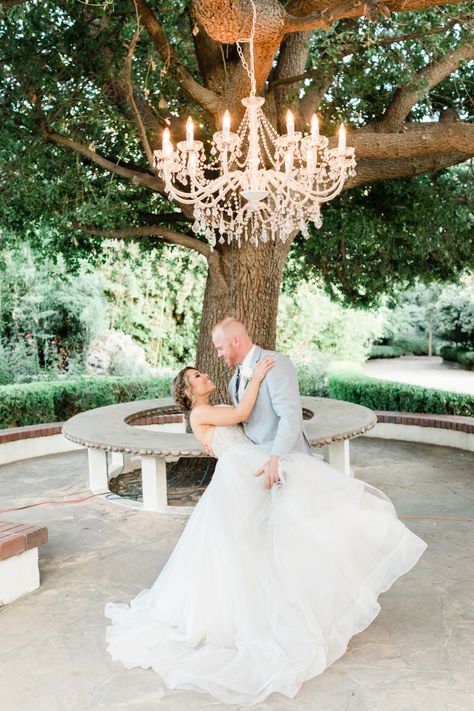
[1,439,473,711]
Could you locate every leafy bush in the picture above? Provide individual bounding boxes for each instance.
[440,345,474,369]
[457,351,474,368]
[295,354,331,397]
[433,285,474,347]
[0,244,108,378]
[0,375,174,428]
[85,331,153,376]
[0,347,13,385]
[392,337,429,355]
[328,368,474,416]
[278,281,384,363]
[368,345,404,359]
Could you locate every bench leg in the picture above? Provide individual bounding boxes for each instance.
[141,456,167,512]
[0,548,40,605]
[88,448,109,492]
[110,451,135,474]
[323,440,352,477]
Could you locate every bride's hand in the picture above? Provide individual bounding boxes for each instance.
[253,356,275,383]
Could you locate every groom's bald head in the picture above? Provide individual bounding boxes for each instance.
[212,318,254,367]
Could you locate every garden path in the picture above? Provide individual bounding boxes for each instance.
[0,439,473,710]
[363,356,474,395]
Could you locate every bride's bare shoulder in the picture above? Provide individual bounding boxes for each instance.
[191,403,240,427]
[190,405,213,423]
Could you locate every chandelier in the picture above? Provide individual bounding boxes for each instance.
[153,1,356,249]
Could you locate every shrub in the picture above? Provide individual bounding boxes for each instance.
[278,281,384,363]
[0,375,174,428]
[368,345,404,359]
[369,337,448,358]
[295,355,331,397]
[328,367,474,416]
[392,337,429,355]
[0,382,56,428]
[433,285,474,347]
[440,345,474,369]
[458,351,474,368]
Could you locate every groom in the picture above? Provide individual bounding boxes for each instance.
[212,317,311,489]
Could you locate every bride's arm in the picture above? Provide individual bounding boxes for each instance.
[190,357,275,428]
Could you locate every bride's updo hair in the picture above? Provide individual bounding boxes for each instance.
[172,366,196,413]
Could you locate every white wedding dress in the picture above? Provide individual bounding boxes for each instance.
[105,421,427,706]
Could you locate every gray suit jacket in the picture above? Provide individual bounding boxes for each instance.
[229,346,311,456]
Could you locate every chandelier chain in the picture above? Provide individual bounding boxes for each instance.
[236,0,257,96]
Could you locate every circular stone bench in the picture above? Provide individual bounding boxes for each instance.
[62,396,376,514]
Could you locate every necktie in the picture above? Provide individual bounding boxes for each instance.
[235,365,241,401]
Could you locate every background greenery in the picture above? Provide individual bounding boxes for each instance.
[0,228,473,391]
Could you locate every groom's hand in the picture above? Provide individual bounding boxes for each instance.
[256,456,281,489]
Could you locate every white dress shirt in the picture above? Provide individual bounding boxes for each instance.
[238,344,256,400]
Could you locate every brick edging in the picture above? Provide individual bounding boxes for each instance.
[375,411,474,433]
[0,414,184,445]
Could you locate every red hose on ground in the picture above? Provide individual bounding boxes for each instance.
[0,496,473,521]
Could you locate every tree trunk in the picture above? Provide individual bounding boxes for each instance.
[196,238,292,401]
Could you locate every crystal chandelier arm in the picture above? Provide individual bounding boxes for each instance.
[163,172,243,207]
[285,169,348,204]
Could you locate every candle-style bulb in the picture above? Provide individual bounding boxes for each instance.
[186,117,194,149]
[311,113,319,141]
[188,151,196,175]
[286,110,295,138]
[338,123,346,155]
[162,127,173,156]
[223,110,231,139]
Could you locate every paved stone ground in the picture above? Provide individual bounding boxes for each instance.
[363,356,474,395]
[1,439,473,711]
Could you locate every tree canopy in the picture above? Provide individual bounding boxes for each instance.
[1,0,473,386]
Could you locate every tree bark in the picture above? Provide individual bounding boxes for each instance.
[195,238,292,401]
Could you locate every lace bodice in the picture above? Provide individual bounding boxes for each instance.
[206,405,250,458]
[210,424,250,458]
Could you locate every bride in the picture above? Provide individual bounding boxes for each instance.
[105,356,427,706]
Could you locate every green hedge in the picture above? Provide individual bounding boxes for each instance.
[393,337,429,355]
[369,338,446,359]
[368,345,404,359]
[440,345,474,369]
[0,375,174,429]
[3,366,473,429]
[328,369,474,416]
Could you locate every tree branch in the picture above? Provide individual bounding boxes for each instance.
[352,121,474,160]
[43,130,163,192]
[376,39,474,132]
[137,211,192,224]
[347,151,468,188]
[73,223,211,258]
[284,1,364,33]
[124,19,155,169]
[285,0,471,21]
[134,0,223,115]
